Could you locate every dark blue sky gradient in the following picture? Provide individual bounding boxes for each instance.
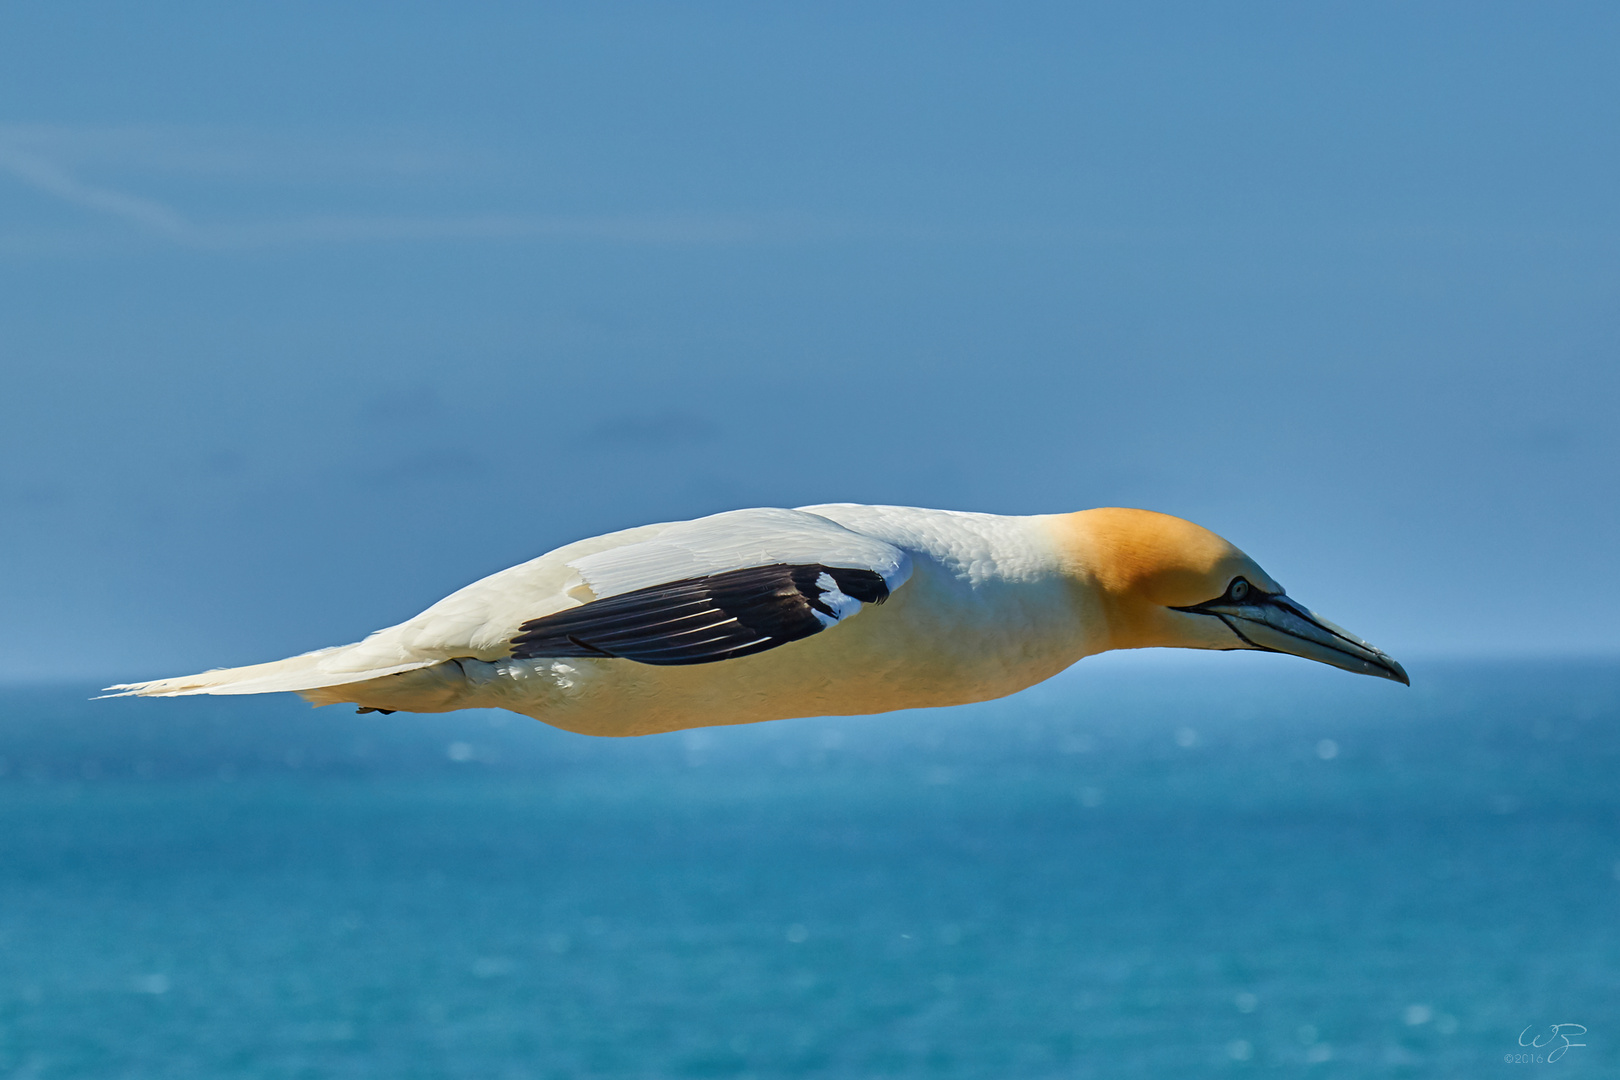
[0,3,1615,679]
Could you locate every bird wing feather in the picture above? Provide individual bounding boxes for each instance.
[509,508,912,665]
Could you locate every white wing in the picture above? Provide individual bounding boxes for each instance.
[105,507,914,696]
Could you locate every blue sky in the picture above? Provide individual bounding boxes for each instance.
[0,3,1616,680]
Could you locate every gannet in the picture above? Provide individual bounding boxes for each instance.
[107,505,1407,736]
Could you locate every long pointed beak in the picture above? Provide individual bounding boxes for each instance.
[1184,594,1409,685]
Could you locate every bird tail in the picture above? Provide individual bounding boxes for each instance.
[100,645,436,699]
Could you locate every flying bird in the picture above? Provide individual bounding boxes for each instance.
[107,504,1407,736]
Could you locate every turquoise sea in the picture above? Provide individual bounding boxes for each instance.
[0,657,1615,1078]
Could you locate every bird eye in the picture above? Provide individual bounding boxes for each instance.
[1228,578,1250,601]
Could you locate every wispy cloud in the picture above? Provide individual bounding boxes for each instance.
[0,124,1603,258]
[0,142,192,238]
[0,124,774,251]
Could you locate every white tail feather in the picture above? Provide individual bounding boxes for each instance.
[101,645,436,699]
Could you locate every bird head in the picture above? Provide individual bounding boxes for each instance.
[1056,508,1408,684]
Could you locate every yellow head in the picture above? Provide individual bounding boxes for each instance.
[1052,508,1407,683]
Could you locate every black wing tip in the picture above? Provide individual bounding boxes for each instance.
[509,562,888,666]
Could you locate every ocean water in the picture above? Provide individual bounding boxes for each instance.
[0,657,1615,1078]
